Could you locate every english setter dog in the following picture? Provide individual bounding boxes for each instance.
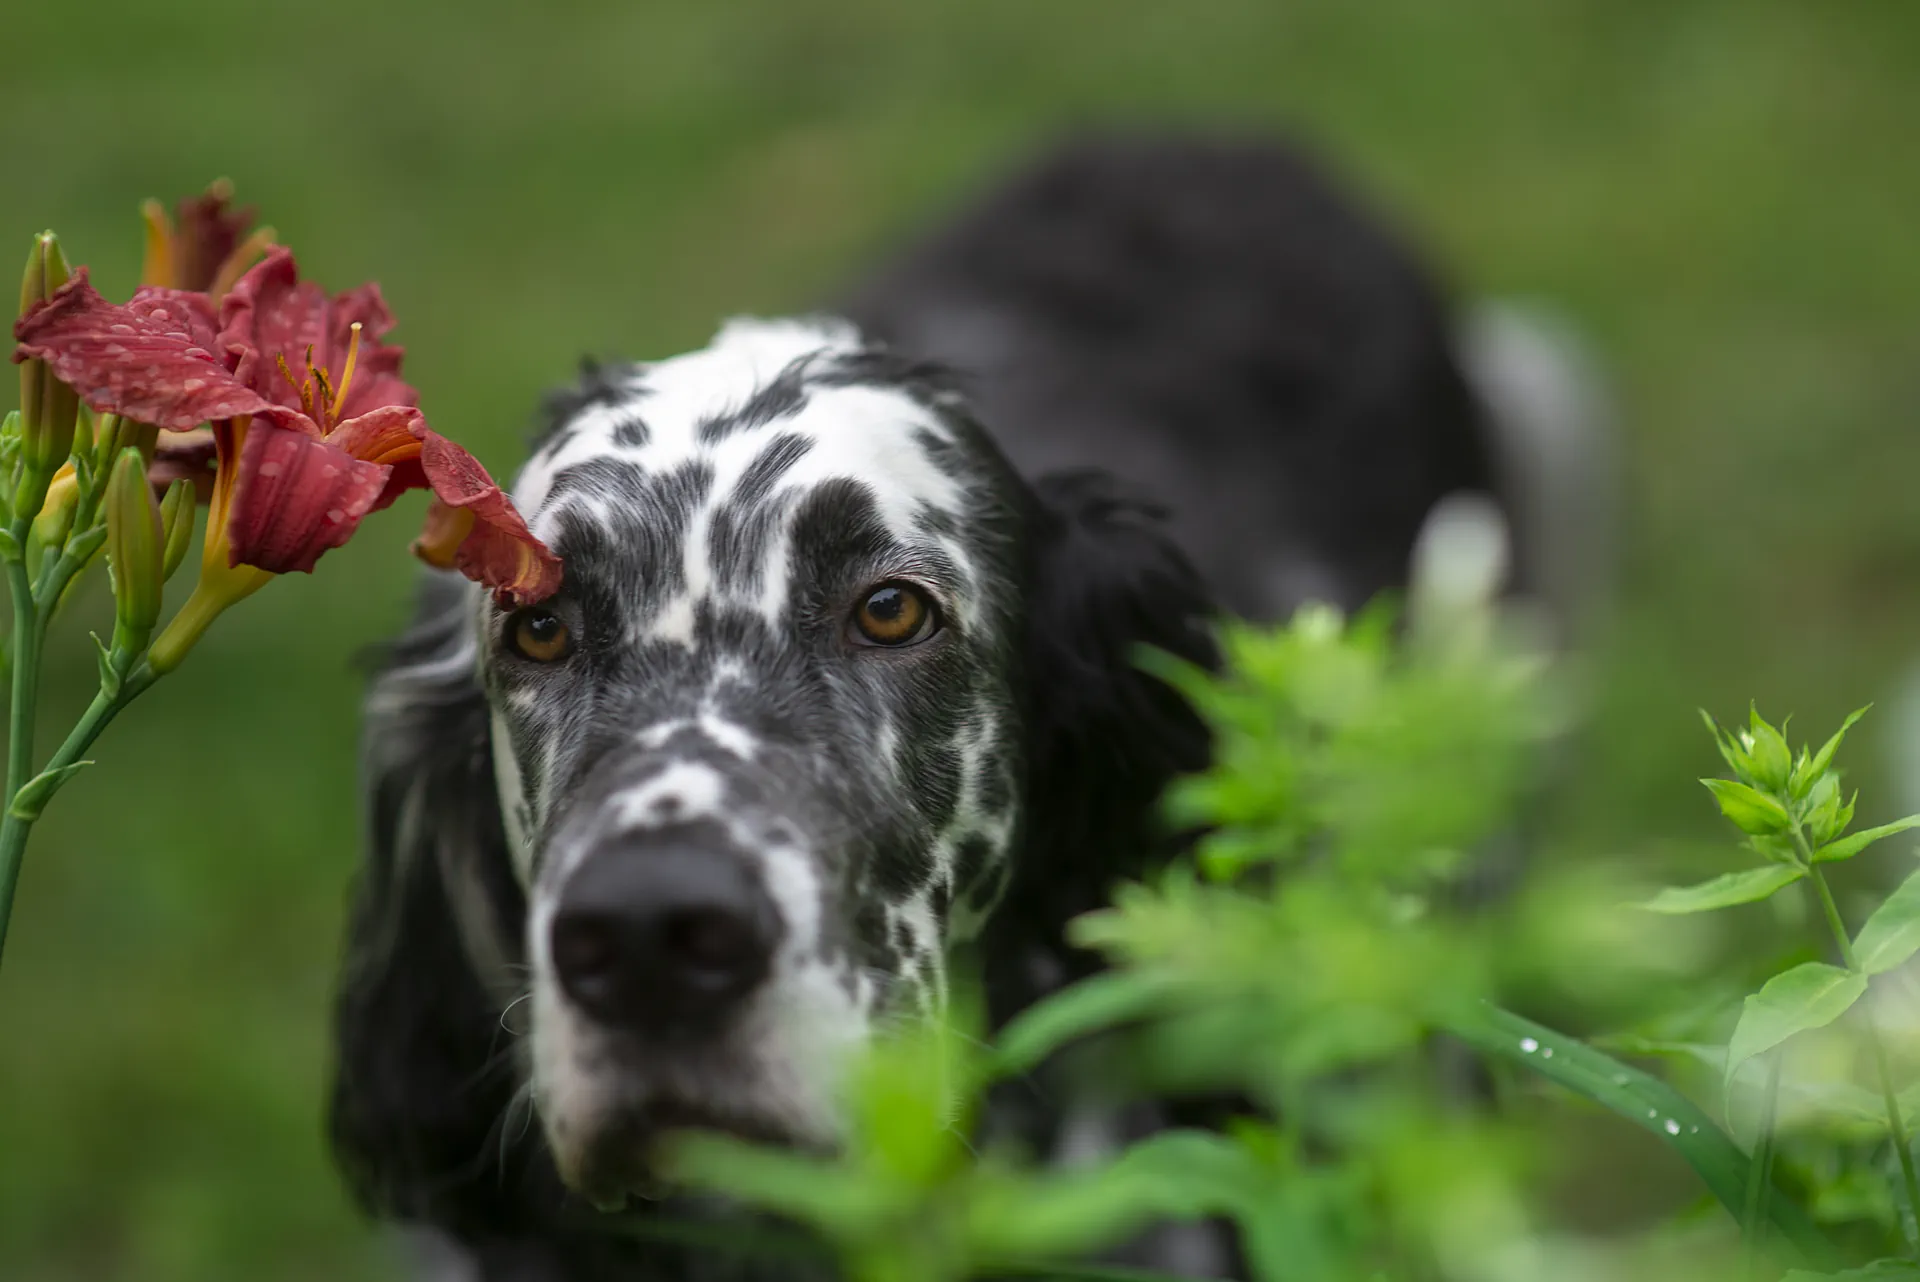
[330,136,1605,1280]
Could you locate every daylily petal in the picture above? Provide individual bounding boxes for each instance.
[218,248,417,417]
[328,405,432,510]
[169,183,260,294]
[227,420,390,574]
[329,284,415,421]
[328,405,428,469]
[413,433,561,607]
[12,269,271,429]
[219,248,330,409]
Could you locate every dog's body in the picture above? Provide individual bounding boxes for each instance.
[331,137,1600,1281]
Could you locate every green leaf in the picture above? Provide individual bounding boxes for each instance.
[1447,1002,1837,1269]
[1814,815,1920,864]
[1702,777,1793,835]
[1726,963,1868,1080]
[658,1131,890,1236]
[1640,865,1805,914]
[1703,708,1755,779]
[1789,748,1818,802]
[1783,1263,1920,1282]
[91,631,121,699]
[1853,866,1920,975]
[991,970,1188,1079]
[1589,1034,1725,1072]
[1809,787,1859,848]
[969,1132,1254,1266]
[1806,706,1871,783]
[6,760,91,821]
[1747,707,1793,791]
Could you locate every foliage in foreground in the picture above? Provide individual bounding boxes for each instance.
[646,587,1920,1281]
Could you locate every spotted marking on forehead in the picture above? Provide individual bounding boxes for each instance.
[511,318,980,646]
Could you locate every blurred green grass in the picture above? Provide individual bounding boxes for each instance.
[2,1,1919,1278]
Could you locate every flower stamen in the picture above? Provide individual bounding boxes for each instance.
[276,351,317,422]
[331,322,363,425]
[313,364,336,425]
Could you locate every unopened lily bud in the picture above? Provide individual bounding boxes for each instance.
[17,232,78,517]
[70,405,95,468]
[105,447,164,654]
[18,231,68,323]
[157,477,195,581]
[31,465,79,551]
[92,413,124,471]
[93,414,160,475]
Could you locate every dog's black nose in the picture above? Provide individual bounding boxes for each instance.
[549,838,780,1035]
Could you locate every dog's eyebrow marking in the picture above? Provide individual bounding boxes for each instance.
[697,356,813,444]
[730,432,814,508]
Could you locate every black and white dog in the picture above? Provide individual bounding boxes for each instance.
[329,136,1605,1280]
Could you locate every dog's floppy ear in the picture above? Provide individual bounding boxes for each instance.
[995,469,1217,981]
[329,571,539,1232]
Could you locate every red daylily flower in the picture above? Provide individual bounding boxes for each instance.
[141,179,275,298]
[11,248,560,614]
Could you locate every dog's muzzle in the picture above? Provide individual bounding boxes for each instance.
[550,822,786,1038]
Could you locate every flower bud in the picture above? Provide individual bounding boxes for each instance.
[93,414,161,477]
[17,233,78,514]
[18,231,68,321]
[31,465,79,552]
[105,446,164,655]
[157,477,196,581]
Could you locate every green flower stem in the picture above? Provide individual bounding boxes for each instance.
[0,458,156,971]
[0,652,152,969]
[1797,828,1920,1250]
[0,543,40,964]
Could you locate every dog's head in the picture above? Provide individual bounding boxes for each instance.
[330,317,1214,1221]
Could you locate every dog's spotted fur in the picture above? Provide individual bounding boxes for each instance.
[329,137,1597,1281]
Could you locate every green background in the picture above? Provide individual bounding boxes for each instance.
[2,2,1918,1278]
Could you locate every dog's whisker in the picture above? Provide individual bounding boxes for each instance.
[498,989,534,1037]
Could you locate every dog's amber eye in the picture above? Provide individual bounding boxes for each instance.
[851,583,937,647]
[507,608,573,662]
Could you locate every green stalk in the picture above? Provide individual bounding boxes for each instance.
[0,455,155,971]
[0,542,40,963]
[1741,1050,1783,1279]
[0,653,151,970]
[1797,828,1920,1251]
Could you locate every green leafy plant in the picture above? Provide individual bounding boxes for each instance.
[628,576,1920,1281]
